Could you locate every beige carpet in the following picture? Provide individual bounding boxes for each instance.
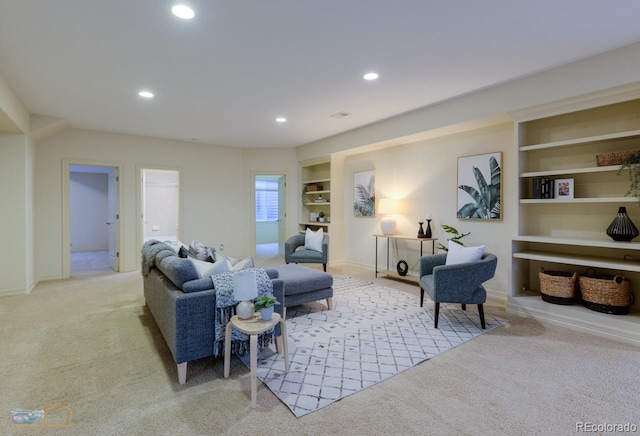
[1,265,638,435]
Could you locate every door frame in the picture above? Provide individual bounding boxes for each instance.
[251,171,288,259]
[62,159,123,278]
[136,164,183,267]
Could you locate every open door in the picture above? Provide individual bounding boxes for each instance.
[277,175,286,257]
[141,168,180,244]
[107,168,119,271]
[254,173,286,260]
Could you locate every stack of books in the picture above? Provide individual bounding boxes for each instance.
[532,177,553,199]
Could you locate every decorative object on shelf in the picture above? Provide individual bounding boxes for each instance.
[606,206,639,241]
[377,198,397,234]
[233,270,258,319]
[457,152,502,220]
[597,149,640,166]
[318,211,326,222]
[553,178,574,199]
[396,260,408,276]
[253,294,280,321]
[310,212,317,222]
[579,268,633,315]
[617,151,640,205]
[539,267,578,305]
[306,184,322,192]
[353,170,375,217]
[425,213,432,238]
[437,224,470,251]
[417,221,425,238]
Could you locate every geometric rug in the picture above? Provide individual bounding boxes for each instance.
[239,275,508,417]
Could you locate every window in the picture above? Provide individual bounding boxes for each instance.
[255,179,279,222]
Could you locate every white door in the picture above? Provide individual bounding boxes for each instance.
[107,169,119,271]
[277,175,286,256]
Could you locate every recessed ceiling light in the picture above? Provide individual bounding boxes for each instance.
[172,4,195,19]
[138,91,154,98]
[363,72,379,81]
[275,117,287,123]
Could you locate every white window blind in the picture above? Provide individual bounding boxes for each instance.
[255,179,279,222]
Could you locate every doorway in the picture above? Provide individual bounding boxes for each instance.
[141,168,180,244]
[67,164,120,276]
[253,173,286,261]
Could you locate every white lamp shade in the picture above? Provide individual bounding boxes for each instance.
[377,198,398,215]
[233,270,258,301]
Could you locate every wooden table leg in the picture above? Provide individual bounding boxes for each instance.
[250,334,258,409]
[280,319,289,373]
[224,321,232,378]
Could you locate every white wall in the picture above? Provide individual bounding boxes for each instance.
[70,172,109,252]
[35,129,301,280]
[0,134,27,294]
[344,123,513,299]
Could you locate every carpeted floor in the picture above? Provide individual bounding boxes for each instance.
[1,266,638,435]
[241,276,507,417]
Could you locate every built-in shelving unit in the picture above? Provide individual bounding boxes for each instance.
[508,89,640,345]
[300,161,331,235]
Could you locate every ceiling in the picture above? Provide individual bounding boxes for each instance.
[2,1,640,149]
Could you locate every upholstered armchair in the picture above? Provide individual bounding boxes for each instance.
[418,252,497,329]
[284,234,329,272]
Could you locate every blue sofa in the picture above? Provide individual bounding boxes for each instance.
[142,244,284,384]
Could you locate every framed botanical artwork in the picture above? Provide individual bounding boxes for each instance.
[353,170,375,217]
[554,178,574,199]
[457,152,502,220]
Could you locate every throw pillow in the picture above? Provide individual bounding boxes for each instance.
[445,241,486,265]
[188,257,230,278]
[216,253,239,267]
[190,239,216,262]
[178,245,195,259]
[305,227,323,252]
[231,256,255,270]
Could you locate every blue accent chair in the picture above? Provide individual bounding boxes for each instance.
[284,234,329,272]
[418,252,497,329]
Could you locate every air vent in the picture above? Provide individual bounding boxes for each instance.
[330,111,351,118]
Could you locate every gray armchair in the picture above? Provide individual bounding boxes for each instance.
[418,252,497,329]
[284,234,329,272]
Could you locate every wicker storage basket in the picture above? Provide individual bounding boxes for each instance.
[306,184,319,192]
[579,268,633,315]
[595,149,640,167]
[539,268,577,305]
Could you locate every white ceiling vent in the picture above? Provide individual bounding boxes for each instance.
[330,111,351,118]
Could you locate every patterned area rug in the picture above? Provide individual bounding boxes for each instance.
[239,275,507,417]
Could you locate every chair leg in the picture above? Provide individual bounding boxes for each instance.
[323,263,326,272]
[461,303,466,310]
[478,304,486,329]
[419,287,424,307]
[434,302,440,328]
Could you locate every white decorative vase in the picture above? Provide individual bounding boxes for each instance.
[260,306,274,321]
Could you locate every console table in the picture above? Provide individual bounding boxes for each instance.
[374,234,438,284]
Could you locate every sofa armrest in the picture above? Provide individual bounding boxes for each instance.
[144,270,216,365]
[285,234,305,262]
[419,253,447,277]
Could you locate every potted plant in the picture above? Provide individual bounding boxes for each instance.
[618,151,640,205]
[318,211,326,222]
[254,294,280,321]
[437,224,470,251]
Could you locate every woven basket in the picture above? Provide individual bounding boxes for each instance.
[578,268,632,315]
[539,268,577,305]
[595,149,640,167]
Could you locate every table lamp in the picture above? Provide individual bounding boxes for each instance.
[378,198,398,235]
[233,270,258,319]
